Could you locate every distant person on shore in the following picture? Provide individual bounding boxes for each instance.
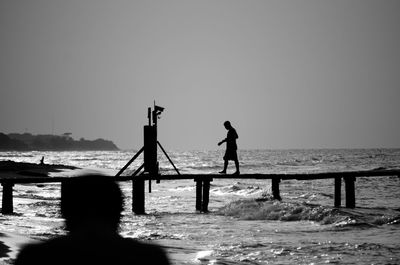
[15,175,170,265]
[218,121,240,175]
[39,156,44,165]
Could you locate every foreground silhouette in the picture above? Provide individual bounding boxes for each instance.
[15,175,170,265]
[218,121,240,175]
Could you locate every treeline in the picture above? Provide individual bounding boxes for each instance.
[0,133,119,151]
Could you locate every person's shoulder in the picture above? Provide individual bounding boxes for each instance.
[17,237,61,253]
[15,237,67,265]
[16,236,170,265]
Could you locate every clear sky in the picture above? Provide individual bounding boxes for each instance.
[1,0,399,150]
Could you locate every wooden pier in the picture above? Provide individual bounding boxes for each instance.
[3,107,399,215]
[1,169,399,215]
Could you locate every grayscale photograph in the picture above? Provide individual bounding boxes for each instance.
[1,1,399,264]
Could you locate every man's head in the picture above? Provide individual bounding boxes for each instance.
[61,175,124,233]
[224,121,232,130]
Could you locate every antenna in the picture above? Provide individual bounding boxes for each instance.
[115,102,180,214]
[116,102,179,178]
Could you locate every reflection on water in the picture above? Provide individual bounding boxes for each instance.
[1,149,400,264]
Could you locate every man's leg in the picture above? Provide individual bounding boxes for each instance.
[234,159,240,175]
[219,160,228,174]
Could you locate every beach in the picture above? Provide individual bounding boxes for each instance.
[0,232,38,264]
[1,149,400,264]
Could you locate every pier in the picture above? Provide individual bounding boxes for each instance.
[1,104,400,214]
[1,169,400,214]
[126,170,400,213]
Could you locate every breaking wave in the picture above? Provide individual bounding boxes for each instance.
[212,182,263,196]
[217,198,400,227]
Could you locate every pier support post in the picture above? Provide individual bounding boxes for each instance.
[202,179,210,213]
[194,178,212,213]
[272,178,281,201]
[1,183,14,214]
[132,179,145,214]
[334,177,341,207]
[344,176,356,208]
[195,179,202,211]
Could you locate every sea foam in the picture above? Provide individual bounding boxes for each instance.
[217,198,400,227]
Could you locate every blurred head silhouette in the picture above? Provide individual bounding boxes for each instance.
[16,175,171,265]
[61,175,124,234]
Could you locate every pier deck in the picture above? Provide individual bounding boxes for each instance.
[1,169,400,214]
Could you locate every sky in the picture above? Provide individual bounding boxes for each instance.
[1,0,399,150]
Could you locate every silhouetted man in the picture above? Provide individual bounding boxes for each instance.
[15,175,170,265]
[218,121,240,175]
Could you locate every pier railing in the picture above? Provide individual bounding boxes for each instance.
[1,169,399,214]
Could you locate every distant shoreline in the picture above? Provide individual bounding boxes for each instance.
[0,132,119,151]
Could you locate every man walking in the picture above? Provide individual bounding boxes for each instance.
[218,121,240,175]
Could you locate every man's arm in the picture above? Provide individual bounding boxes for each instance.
[218,138,227,146]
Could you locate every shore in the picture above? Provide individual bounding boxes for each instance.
[0,160,117,180]
[0,160,78,179]
[0,232,38,264]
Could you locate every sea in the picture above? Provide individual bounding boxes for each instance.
[1,149,400,265]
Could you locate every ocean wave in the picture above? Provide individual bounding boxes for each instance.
[212,182,263,196]
[16,193,60,201]
[3,149,400,175]
[217,199,400,227]
[121,230,184,241]
[70,157,100,161]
